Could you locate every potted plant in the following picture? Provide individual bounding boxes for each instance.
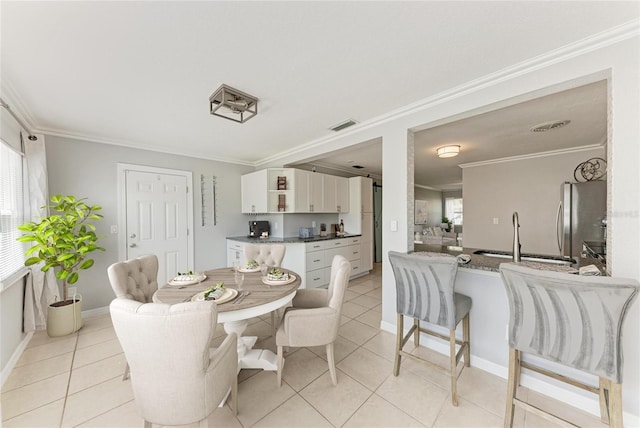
[441,216,453,232]
[18,195,104,337]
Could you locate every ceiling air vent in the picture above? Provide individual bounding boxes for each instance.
[530,120,571,133]
[351,165,365,169]
[329,119,358,132]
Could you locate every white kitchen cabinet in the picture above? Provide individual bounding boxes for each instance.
[241,169,268,214]
[294,169,324,213]
[360,212,374,271]
[323,175,349,213]
[226,240,246,267]
[267,168,294,213]
[342,177,374,272]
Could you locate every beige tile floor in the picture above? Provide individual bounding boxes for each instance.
[2,263,607,427]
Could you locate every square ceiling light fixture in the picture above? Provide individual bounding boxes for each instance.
[209,84,258,123]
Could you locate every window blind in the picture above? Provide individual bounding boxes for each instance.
[0,140,25,282]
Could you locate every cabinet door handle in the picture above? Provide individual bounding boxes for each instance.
[314,277,321,281]
[313,259,321,262]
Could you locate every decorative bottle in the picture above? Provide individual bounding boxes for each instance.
[339,219,344,234]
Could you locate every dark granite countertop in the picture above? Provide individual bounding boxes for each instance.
[412,243,607,275]
[227,233,362,244]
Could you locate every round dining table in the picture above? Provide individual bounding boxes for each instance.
[153,266,301,371]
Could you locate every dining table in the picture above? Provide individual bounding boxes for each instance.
[153,266,302,371]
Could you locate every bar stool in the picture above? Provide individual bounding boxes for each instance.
[499,263,639,428]
[388,251,472,406]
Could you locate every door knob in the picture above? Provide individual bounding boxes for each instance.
[129,233,136,238]
[129,243,137,248]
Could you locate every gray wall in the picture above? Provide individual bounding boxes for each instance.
[462,147,605,254]
[45,135,254,311]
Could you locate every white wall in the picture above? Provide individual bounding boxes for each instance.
[463,146,605,254]
[265,32,640,420]
[45,135,254,311]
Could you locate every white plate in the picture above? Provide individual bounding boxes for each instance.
[191,288,238,304]
[262,274,297,286]
[237,266,261,273]
[168,274,206,286]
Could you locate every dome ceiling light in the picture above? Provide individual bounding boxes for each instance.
[436,145,460,158]
[209,84,258,124]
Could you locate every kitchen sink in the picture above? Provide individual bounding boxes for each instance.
[472,250,576,265]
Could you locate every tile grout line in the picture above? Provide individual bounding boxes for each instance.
[58,331,80,428]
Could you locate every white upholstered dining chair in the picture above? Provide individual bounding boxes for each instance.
[107,254,159,380]
[110,299,238,428]
[107,254,158,303]
[276,255,351,386]
[244,243,286,333]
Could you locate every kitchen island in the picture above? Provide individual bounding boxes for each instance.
[387,243,611,419]
[227,233,367,289]
[413,243,606,274]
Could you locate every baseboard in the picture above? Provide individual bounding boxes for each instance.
[1,331,33,388]
[379,320,639,426]
[82,306,110,318]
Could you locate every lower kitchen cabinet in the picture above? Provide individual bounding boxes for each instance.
[227,236,367,289]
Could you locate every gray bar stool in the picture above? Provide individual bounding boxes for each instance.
[499,263,639,428]
[388,251,472,406]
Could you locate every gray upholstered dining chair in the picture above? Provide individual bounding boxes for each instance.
[107,254,159,380]
[276,255,351,386]
[110,299,238,428]
[499,263,639,428]
[244,244,286,334]
[388,251,471,406]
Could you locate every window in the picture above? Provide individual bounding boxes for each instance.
[0,140,25,282]
[445,197,463,226]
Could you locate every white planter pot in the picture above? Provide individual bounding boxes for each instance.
[47,298,83,337]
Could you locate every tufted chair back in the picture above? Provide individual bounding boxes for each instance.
[107,255,159,303]
[244,244,286,267]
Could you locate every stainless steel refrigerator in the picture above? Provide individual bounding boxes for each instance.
[556,181,606,259]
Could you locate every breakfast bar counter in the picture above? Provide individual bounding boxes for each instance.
[412,243,606,274]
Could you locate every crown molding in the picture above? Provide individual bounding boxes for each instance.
[39,127,255,167]
[458,143,605,169]
[258,19,639,167]
[2,19,636,168]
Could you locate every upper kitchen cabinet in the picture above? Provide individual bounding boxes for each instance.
[241,168,349,213]
[323,175,349,213]
[267,168,294,212]
[241,169,268,213]
[294,169,324,213]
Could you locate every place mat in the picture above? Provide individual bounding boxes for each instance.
[190,288,238,304]
[262,274,297,286]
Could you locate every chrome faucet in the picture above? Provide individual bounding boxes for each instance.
[512,212,521,262]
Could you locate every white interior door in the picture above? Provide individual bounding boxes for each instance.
[123,168,192,284]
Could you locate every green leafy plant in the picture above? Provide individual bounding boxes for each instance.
[17,195,105,303]
[441,216,452,232]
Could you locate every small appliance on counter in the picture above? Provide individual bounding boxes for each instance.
[319,223,327,237]
[249,221,270,238]
[299,227,314,238]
